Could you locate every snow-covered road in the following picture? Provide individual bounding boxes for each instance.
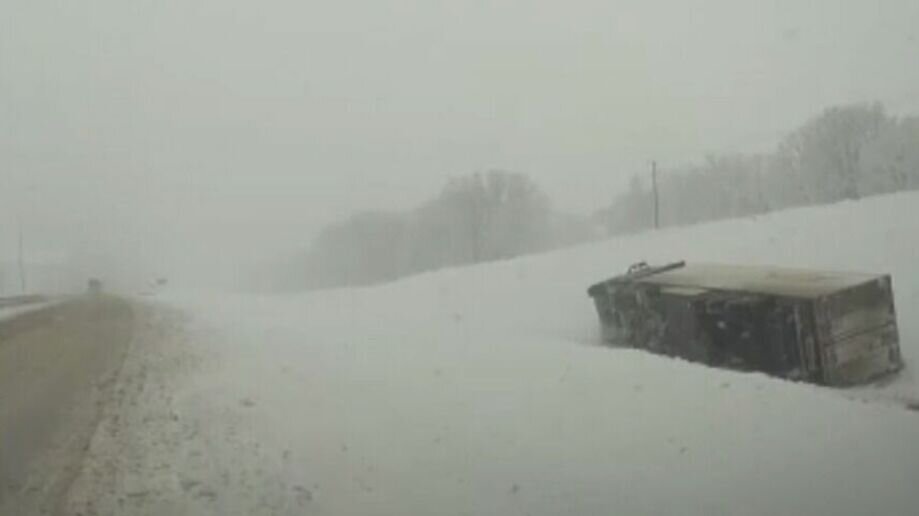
[66,192,919,515]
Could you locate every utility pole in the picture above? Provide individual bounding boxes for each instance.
[651,160,660,230]
[18,222,26,294]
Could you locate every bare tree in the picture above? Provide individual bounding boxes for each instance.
[780,103,888,202]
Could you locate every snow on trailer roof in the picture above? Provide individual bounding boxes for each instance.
[635,263,884,299]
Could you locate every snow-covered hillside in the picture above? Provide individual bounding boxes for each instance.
[67,192,919,515]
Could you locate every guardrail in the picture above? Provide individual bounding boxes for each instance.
[0,295,48,309]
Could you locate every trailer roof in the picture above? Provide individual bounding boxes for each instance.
[635,263,883,298]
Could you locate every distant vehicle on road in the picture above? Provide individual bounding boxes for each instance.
[588,261,903,386]
[88,278,103,294]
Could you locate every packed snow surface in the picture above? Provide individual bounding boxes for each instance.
[68,192,919,515]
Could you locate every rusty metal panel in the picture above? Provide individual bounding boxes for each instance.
[829,306,894,339]
[830,326,897,365]
[815,276,902,385]
[823,277,895,339]
[823,325,901,385]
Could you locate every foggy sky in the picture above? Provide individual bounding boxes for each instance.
[2,0,918,287]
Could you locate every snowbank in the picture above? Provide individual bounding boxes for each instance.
[0,299,60,322]
[71,192,919,515]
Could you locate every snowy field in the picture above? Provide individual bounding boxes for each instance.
[67,192,919,515]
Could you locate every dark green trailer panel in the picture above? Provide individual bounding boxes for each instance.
[588,262,902,386]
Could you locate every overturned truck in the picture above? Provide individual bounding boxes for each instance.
[587,262,903,386]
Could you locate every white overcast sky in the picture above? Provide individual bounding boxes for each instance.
[2,0,918,283]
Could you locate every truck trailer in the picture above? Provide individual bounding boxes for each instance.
[587,262,902,386]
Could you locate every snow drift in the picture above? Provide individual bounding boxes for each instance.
[68,191,919,515]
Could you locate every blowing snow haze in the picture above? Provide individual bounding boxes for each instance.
[4,2,919,515]
[2,0,919,289]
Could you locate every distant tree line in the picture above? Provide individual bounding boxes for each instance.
[280,102,918,291]
[597,102,919,234]
[287,171,595,289]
